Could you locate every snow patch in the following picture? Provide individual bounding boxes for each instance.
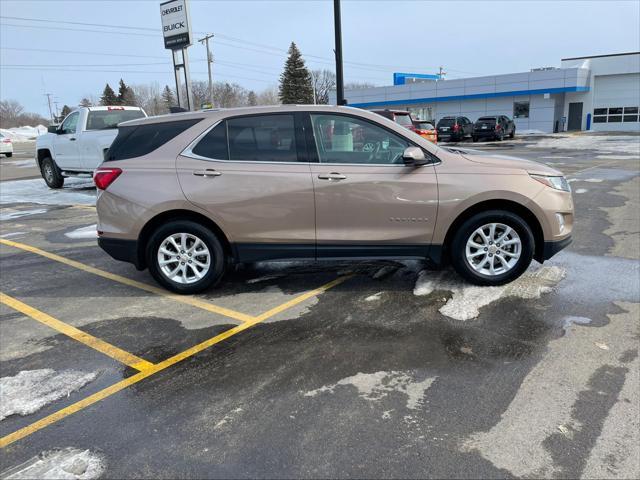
[0,208,47,221]
[596,154,639,160]
[583,178,603,183]
[246,274,282,284]
[526,134,640,154]
[413,266,566,321]
[0,179,95,206]
[562,316,592,334]
[575,188,588,194]
[0,369,97,421]
[1,447,105,479]
[364,292,383,302]
[303,371,436,410]
[0,231,26,238]
[64,224,97,239]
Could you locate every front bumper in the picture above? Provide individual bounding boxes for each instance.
[98,237,142,269]
[542,235,572,260]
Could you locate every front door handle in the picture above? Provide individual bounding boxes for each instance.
[193,169,222,177]
[318,172,347,180]
[69,137,76,141]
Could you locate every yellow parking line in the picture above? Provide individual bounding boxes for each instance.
[0,292,154,371]
[0,238,254,323]
[0,275,351,448]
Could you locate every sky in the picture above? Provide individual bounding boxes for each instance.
[1,0,639,117]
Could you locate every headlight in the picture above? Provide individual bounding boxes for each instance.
[530,174,571,192]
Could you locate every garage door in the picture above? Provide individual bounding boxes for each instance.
[592,74,640,131]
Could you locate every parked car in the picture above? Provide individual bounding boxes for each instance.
[371,109,418,133]
[473,115,516,141]
[0,133,13,157]
[412,121,437,144]
[36,106,146,188]
[95,105,573,294]
[436,116,473,142]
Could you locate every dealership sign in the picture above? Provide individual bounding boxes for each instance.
[160,0,192,50]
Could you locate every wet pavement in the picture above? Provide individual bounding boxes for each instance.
[0,133,638,478]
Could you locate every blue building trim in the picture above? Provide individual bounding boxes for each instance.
[393,72,441,86]
[349,86,590,108]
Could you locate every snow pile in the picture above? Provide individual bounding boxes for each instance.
[303,370,436,410]
[526,134,640,154]
[0,369,97,420]
[0,125,48,142]
[2,447,105,480]
[414,266,566,321]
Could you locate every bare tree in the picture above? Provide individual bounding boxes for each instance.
[311,69,336,104]
[256,86,280,106]
[0,99,48,128]
[131,82,164,115]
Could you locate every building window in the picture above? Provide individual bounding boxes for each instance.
[513,101,529,119]
[594,107,639,124]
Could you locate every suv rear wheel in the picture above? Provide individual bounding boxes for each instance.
[147,220,225,294]
[41,157,64,189]
[450,210,534,286]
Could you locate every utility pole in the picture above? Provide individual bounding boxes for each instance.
[333,0,345,105]
[199,33,215,107]
[438,66,447,80]
[44,93,54,122]
[53,101,60,121]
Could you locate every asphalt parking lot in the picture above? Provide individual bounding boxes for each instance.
[0,133,638,479]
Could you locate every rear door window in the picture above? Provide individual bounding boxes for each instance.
[227,114,298,162]
[86,109,146,130]
[192,121,229,160]
[105,119,201,161]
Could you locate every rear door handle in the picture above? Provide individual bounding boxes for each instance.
[193,169,222,177]
[318,172,347,180]
[69,137,76,141]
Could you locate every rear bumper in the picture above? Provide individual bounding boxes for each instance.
[542,236,572,261]
[473,130,498,138]
[98,237,142,269]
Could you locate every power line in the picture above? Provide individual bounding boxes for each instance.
[0,16,479,75]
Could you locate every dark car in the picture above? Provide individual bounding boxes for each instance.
[371,109,418,133]
[436,116,473,142]
[472,115,516,142]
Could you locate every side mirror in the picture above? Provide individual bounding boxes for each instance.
[402,146,428,166]
[48,125,60,134]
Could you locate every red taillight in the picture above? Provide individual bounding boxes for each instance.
[495,124,502,130]
[452,124,460,132]
[1,138,11,143]
[94,167,122,190]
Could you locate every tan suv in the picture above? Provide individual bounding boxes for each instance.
[95,105,573,294]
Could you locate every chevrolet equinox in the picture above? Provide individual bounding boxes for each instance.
[95,105,573,294]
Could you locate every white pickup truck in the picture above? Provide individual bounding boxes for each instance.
[36,106,146,188]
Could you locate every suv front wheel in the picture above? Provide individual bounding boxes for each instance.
[147,220,226,294]
[450,210,534,286]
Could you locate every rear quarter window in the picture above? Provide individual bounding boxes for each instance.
[105,119,201,161]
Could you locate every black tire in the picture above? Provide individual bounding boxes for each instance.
[5,152,12,158]
[472,136,478,142]
[146,220,226,294]
[509,128,515,139]
[41,157,64,189]
[450,210,534,286]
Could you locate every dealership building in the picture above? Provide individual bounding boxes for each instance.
[334,52,640,133]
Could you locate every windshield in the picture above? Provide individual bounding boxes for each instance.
[86,109,146,130]
[393,114,413,126]
[415,122,434,130]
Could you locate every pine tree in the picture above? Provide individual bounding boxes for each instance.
[79,97,92,107]
[279,42,314,104]
[100,83,118,106]
[162,85,176,111]
[117,79,136,106]
[247,90,258,106]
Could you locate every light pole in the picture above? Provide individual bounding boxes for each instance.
[333,0,345,105]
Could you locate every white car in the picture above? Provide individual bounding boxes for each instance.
[36,106,146,188]
[0,133,13,157]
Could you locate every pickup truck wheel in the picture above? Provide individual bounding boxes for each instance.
[41,157,64,189]
[147,220,226,294]
[5,153,12,158]
[450,210,534,286]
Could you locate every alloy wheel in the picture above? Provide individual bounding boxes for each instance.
[465,223,521,276]
[157,233,211,284]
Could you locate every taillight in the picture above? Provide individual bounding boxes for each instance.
[452,124,460,132]
[1,138,11,143]
[495,124,502,130]
[94,167,122,190]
